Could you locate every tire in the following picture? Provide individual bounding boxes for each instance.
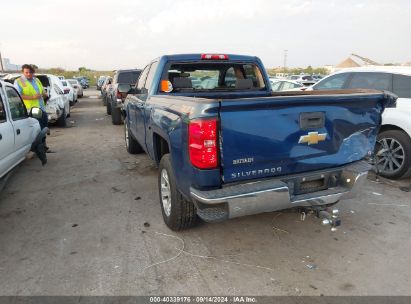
[106,100,112,115]
[56,109,67,127]
[111,106,122,125]
[375,130,411,179]
[124,118,143,154]
[158,154,198,231]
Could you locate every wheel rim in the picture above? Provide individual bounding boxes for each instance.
[160,169,172,217]
[125,121,129,148]
[376,137,405,175]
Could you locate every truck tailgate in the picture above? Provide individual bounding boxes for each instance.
[219,91,395,183]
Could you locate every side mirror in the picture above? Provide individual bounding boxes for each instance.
[128,87,140,94]
[30,107,43,119]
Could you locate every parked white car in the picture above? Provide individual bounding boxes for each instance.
[270,79,305,92]
[61,79,77,106]
[36,74,70,127]
[67,79,83,98]
[0,80,47,183]
[309,66,411,179]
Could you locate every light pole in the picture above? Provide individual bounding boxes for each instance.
[283,49,288,73]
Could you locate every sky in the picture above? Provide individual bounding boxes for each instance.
[1,0,411,71]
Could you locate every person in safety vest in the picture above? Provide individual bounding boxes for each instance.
[14,64,48,129]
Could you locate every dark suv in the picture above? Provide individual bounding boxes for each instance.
[107,69,141,125]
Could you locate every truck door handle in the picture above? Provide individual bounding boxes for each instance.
[16,129,21,135]
[0,133,2,140]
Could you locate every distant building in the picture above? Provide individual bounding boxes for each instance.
[1,58,21,71]
[330,54,387,73]
[335,57,361,69]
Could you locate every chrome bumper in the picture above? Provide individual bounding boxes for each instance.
[190,161,371,222]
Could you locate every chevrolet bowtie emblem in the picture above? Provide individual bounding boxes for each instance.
[298,132,327,145]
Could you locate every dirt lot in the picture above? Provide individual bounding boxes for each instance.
[0,89,410,296]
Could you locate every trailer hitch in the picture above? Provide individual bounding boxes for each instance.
[301,206,341,231]
[317,208,341,231]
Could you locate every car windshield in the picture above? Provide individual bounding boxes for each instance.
[118,71,141,84]
[68,80,77,85]
[163,62,266,92]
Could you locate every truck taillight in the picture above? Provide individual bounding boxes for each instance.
[188,119,218,169]
[116,90,122,98]
[201,54,229,60]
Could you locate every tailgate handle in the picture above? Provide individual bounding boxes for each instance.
[299,112,325,130]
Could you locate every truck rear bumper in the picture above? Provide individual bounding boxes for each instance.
[190,161,371,222]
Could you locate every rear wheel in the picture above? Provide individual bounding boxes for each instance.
[56,109,67,127]
[111,106,122,125]
[124,118,142,154]
[158,154,198,231]
[106,100,111,115]
[375,130,411,179]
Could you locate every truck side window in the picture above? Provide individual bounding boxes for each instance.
[0,97,6,123]
[314,73,350,90]
[136,65,150,90]
[144,61,159,93]
[5,87,28,120]
[393,74,411,98]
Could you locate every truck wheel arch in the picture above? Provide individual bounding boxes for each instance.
[153,133,170,164]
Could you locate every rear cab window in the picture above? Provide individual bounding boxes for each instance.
[118,71,141,84]
[160,62,266,93]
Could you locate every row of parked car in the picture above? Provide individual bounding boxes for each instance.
[0,72,87,185]
[98,70,141,125]
[0,73,85,127]
[98,64,411,180]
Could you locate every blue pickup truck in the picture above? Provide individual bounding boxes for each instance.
[121,54,396,231]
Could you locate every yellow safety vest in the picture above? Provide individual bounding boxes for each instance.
[16,77,44,111]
